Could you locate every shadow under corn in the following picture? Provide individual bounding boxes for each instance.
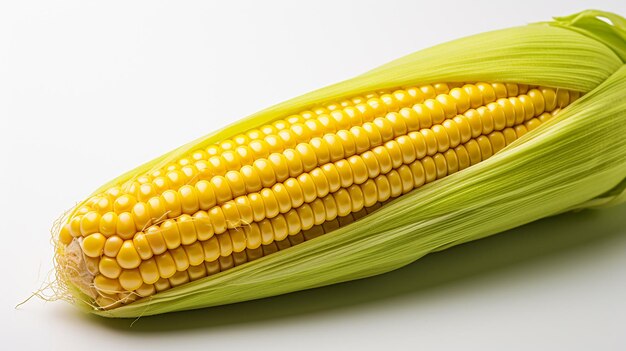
[90,202,626,332]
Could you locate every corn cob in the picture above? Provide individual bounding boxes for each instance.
[52,10,626,317]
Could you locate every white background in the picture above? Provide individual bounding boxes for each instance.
[1,1,625,350]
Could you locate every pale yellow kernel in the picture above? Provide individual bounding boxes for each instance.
[81,233,106,258]
[94,197,113,214]
[94,275,122,295]
[104,235,124,257]
[137,183,156,203]
[114,194,137,213]
[119,269,143,291]
[135,283,156,297]
[99,256,122,279]
[116,212,136,240]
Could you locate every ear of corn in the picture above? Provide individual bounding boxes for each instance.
[51,10,626,317]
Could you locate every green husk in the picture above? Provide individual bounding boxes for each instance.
[58,10,626,317]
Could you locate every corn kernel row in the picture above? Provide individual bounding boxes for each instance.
[62,86,576,245]
[74,82,536,221]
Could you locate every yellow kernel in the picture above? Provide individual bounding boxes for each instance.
[136,283,156,297]
[179,185,200,214]
[131,202,151,231]
[193,211,214,241]
[119,269,143,291]
[160,219,181,249]
[184,242,205,266]
[59,224,73,245]
[94,275,122,295]
[80,211,101,236]
[145,225,167,255]
[244,223,262,249]
[177,214,198,245]
[81,233,106,258]
[227,228,246,253]
[116,212,136,240]
[146,196,166,222]
[195,180,217,210]
[170,245,191,272]
[162,190,182,218]
[113,195,137,214]
[117,240,141,269]
[99,212,118,237]
[99,256,122,279]
[202,236,220,262]
[103,235,123,257]
[132,233,153,260]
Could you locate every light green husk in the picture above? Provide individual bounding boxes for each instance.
[58,10,626,317]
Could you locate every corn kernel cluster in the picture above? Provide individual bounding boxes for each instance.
[58,82,579,308]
